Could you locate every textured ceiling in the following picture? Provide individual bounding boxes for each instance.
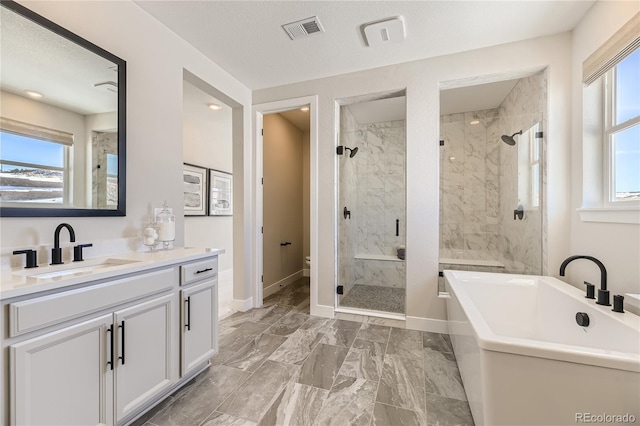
[1,5,119,115]
[135,0,595,90]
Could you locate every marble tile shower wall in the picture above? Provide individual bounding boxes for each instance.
[339,106,406,291]
[439,70,547,275]
[497,70,547,275]
[440,108,501,261]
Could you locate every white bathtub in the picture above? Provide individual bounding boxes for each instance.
[444,270,640,426]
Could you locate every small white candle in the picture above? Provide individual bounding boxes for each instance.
[158,221,175,241]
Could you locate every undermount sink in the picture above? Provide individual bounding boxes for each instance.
[21,258,140,279]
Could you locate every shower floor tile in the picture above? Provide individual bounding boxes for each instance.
[340,284,405,314]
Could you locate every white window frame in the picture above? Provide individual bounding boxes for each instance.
[602,62,640,207]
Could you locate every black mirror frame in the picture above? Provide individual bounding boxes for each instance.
[0,0,126,217]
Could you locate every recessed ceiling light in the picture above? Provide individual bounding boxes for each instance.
[300,106,310,112]
[208,103,222,110]
[24,90,43,98]
[470,120,480,125]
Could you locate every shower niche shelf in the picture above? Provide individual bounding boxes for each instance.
[355,254,404,262]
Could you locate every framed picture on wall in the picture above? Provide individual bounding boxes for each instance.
[183,163,208,216]
[209,169,232,216]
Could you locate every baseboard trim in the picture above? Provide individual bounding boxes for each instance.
[310,303,334,319]
[263,270,304,298]
[335,307,406,321]
[303,268,310,277]
[230,297,253,312]
[405,316,449,333]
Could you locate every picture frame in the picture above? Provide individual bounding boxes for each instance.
[209,169,232,216]
[183,163,208,216]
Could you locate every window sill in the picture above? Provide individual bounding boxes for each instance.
[577,207,640,224]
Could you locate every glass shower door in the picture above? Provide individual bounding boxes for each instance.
[336,100,406,315]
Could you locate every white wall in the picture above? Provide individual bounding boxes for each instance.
[254,33,573,328]
[183,80,233,272]
[1,1,253,302]
[570,2,640,296]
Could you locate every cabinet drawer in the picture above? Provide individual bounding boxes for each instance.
[181,257,217,286]
[9,268,176,337]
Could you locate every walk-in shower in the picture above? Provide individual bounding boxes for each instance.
[336,94,407,315]
[438,71,547,291]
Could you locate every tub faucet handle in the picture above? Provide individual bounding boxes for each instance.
[584,281,595,299]
[612,295,624,313]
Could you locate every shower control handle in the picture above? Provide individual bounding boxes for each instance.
[344,207,351,219]
[513,205,524,220]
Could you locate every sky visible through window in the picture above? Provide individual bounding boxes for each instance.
[0,132,64,169]
[614,48,640,195]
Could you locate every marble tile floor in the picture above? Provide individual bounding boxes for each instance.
[134,278,473,426]
[339,284,405,314]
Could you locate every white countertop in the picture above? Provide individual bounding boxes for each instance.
[0,247,224,301]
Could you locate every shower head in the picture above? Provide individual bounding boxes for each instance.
[501,130,522,146]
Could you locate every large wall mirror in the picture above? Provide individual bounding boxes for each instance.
[0,0,126,217]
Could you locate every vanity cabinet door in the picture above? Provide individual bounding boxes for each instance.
[113,294,174,423]
[10,314,114,426]
[181,279,218,376]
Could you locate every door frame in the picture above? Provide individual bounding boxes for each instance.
[252,95,321,314]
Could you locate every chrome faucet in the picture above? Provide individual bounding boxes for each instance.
[559,255,609,306]
[51,223,76,265]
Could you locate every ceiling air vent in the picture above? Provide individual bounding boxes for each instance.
[282,16,324,40]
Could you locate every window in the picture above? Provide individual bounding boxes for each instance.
[517,122,541,209]
[0,130,71,205]
[106,153,118,207]
[603,48,640,204]
[579,13,640,223]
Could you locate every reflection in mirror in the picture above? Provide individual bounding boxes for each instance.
[518,122,541,210]
[0,0,126,216]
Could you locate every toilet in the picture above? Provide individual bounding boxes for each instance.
[304,256,311,277]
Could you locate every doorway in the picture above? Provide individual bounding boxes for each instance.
[261,109,310,311]
[253,96,320,315]
[335,92,407,317]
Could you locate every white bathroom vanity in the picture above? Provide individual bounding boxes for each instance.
[0,247,222,425]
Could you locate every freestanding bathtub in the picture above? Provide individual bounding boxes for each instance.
[444,270,640,426]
